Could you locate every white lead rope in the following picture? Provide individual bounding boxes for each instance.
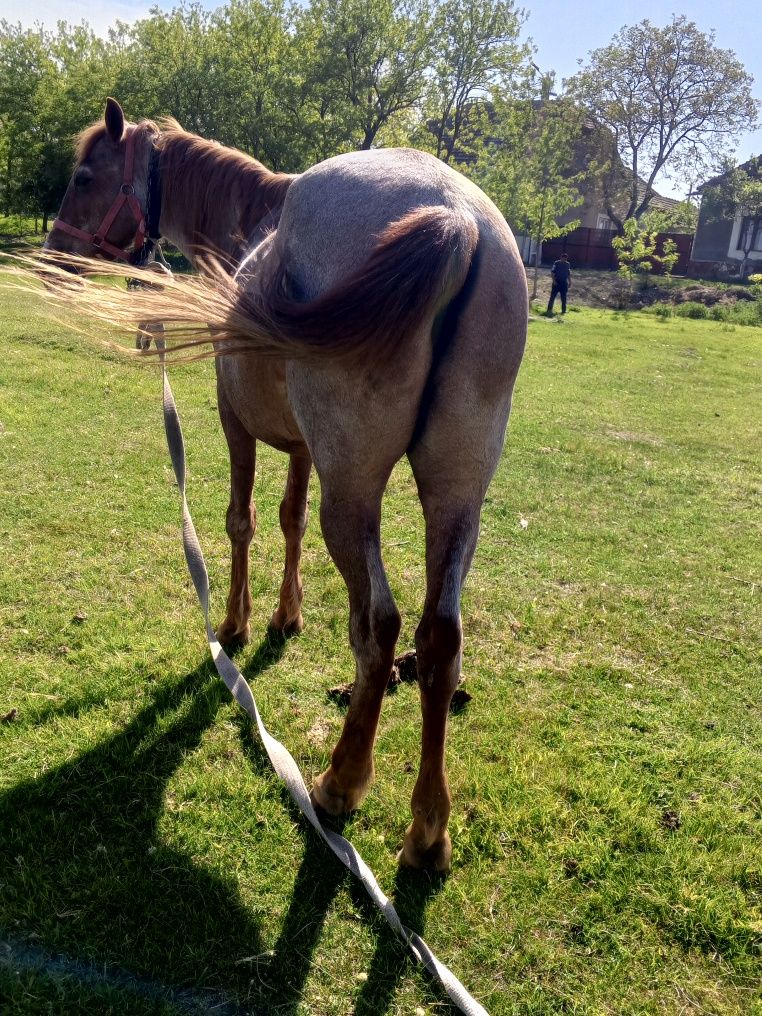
[159,358,489,1016]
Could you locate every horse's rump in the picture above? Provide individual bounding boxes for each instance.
[252,205,479,366]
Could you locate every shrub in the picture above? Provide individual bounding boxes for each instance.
[675,301,709,319]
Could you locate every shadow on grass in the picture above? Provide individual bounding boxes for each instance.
[237,703,453,1016]
[352,866,452,1016]
[2,625,451,1014]
[0,630,285,1010]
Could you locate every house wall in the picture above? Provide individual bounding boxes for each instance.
[727,216,762,264]
[691,192,735,261]
[688,185,762,276]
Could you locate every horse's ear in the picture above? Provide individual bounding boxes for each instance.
[105,97,125,143]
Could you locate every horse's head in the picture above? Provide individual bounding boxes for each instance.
[44,98,160,267]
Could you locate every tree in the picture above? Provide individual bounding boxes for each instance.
[477,87,587,299]
[38,23,115,230]
[0,22,52,218]
[211,0,295,169]
[115,4,224,137]
[612,218,679,301]
[566,16,759,231]
[638,200,698,235]
[0,20,114,228]
[423,0,528,164]
[292,0,432,161]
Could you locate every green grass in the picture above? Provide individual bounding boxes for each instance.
[1,295,760,1015]
[0,216,42,254]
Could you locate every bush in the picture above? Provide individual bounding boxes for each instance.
[710,304,730,322]
[675,301,709,319]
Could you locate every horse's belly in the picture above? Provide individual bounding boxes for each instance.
[216,354,306,453]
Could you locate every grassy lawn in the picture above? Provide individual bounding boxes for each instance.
[0,292,760,1015]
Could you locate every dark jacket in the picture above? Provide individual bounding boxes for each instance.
[551,259,571,285]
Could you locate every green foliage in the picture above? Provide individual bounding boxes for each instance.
[613,219,682,296]
[639,201,698,235]
[674,300,709,319]
[474,87,587,296]
[612,219,658,280]
[293,0,434,161]
[0,0,533,218]
[422,0,528,162]
[0,20,115,226]
[2,3,757,239]
[659,237,679,277]
[566,16,759,228]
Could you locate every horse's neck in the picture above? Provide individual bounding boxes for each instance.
[156,132,293,265]
[159,201,241,265]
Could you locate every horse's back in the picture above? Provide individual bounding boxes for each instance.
[274,148,520,299]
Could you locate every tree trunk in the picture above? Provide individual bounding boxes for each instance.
[531,238,543,300]
[43,210,49,233]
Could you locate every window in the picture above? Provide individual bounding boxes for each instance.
[741,215,762,252]
[597,214,613,231]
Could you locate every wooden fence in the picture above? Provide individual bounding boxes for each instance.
[540,227,694,275]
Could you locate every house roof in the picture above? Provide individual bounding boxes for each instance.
[697,156,761,192]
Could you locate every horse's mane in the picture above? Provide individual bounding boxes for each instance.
[74,117,294,250]
[155,120,294,248]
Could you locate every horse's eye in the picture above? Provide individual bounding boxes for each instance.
[74,170,93,188]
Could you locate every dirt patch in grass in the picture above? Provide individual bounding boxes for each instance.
[605,428,665,447]
[528,267,758,312]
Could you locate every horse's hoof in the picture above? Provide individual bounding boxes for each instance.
[311,766,369,816]
[216,619,251,647]
[398,827,452,873]
[269,607,304,635]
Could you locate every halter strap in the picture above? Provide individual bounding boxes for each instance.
[51,127,158,263]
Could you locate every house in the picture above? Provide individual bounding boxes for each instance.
[429,99,686,268]
[690,158,762,277]
[515,117,684,267]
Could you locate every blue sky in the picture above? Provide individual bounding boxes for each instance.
[2,0,760,196]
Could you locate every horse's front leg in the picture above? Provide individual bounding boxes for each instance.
[217,391,257,646]
[270,451,312,634]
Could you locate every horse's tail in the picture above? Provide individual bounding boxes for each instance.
[25,206,479,366]
[232,205,479,365]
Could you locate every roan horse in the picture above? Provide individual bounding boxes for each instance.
[43,98,527,871]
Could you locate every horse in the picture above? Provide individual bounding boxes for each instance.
[43,97,528,871]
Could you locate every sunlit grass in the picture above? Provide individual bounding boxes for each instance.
[1,295,760,1015]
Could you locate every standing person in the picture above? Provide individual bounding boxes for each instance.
[547,252,571,315]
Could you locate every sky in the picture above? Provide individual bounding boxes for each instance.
[2,0,760,198]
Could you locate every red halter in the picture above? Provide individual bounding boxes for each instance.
[51,128,147,262]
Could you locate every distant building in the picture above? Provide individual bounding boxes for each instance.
[430,100,683,266]
[690,159,762,278]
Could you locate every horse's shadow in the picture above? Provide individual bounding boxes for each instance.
[238,719,454,1015]
[1,630,452,1014]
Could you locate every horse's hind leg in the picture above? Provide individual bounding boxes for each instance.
[400,310,523,869]
[217,391,257,646]
[270,452,311,634]
[397,494,482,872]
[310,477,401,815]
